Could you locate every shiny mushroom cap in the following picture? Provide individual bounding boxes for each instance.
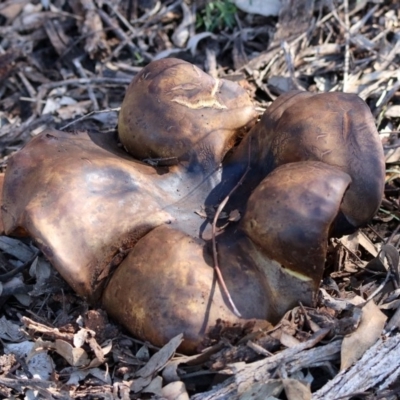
[1,130,174,300]
[103,225,272,354]
[241,161,352,286]
[118,58,258,171]
[234,91,385,233]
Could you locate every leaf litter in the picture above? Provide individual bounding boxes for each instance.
[0,0,399,398]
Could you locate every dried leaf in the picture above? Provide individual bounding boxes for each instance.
[283,379,312,400]
[87,366,111,383]
[162,343,223,384]
[0,236,35,262]
[29,258,52,296]
[131,333,183,393]
[381,244,400,283]
[12,4,47,32]
[55,339,90,367]
[385,105,400,118]
[268,76,295,93]
[100,339,113,356]
[21,316,74,342]
[239,380,283,399]
[171,2,194,48]
[162,381,190,400]
[73,328,88,348]
[13,293,31,306]
[42,98,61,115]
[143,376,163,396]
[364,244,399,279]
[86,335,106,364]
[228,209,241,222]
[85,356,103,369]
[352,231,378,257]
[358,235,379,257]
[66,369,89,385]
[44,19,70,56]
[136,344,150,362]
[66,367,111,385]
[0,0,29,21]
[341,297,387,370]
[73,327,107,365]
[57,101,92,120]
[280,332,301,348]
[0,316,24,341]
[379,298,400,310]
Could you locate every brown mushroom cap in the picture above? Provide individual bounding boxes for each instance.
[241,161,352,286]
[103,223,321,353]
[118,58,258,170]
[1,130,174,300]
[233,91,385,232]
[102,225,267,354]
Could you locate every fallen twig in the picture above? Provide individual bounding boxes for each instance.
[343,0,350,92]
[211,140,252,318]
[21,316,75,342]
[193,328,335,400]
[313,334,400,400]
[60,107,120,130]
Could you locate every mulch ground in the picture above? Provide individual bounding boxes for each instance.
[0,0,400,398]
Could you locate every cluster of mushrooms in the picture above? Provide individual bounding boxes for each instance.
[1,58,385,354]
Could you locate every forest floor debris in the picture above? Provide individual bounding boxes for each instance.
[0,0,400,398]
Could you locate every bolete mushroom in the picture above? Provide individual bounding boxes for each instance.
[118,58,257,169]
[103,161,352,353]
[0,58,385,354]
[228,90,385,234]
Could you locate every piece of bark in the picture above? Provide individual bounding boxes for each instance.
[313,334,400,400]
[192,329,340,400]
[341,296,387,370]
[194,334,400,399]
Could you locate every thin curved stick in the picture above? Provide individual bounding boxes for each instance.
[211,139,252,318]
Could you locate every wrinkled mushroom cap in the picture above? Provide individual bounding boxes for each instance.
[103,224,321,354]
[118,58,258,170]
[237,91,385,231]
[242,161,352,285]
[103,225,270,354]
[1,130,174,300]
